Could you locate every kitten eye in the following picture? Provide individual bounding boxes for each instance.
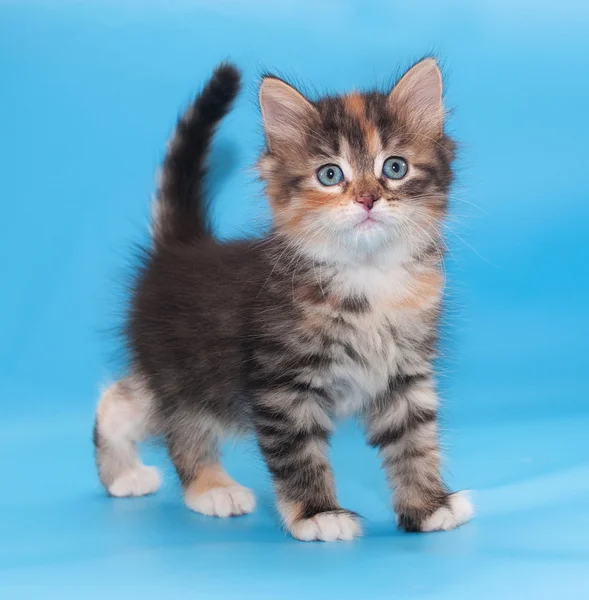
[382,156,408,180]
[317,164,344,186]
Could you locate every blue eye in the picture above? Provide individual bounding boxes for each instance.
[317,164,344,186]
[382,156,408,180]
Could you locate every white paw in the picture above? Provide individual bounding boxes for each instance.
[290,511,362,542]
[186,486,256,517]
[421,491,474,532]
[108,466,161,497]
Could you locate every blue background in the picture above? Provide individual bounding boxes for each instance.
[1,1,588,598]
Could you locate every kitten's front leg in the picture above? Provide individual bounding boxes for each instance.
[254,390,362,541]
[366,374,473,532]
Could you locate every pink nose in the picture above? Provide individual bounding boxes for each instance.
[355,192,378,210]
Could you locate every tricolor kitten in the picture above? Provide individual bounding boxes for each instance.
[94,59,473,541]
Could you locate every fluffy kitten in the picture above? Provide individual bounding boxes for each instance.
[94,59,473,541]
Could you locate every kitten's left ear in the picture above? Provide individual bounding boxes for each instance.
[389,58,444,134]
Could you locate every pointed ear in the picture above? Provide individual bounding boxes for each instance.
[389,58,444,134]
[259,77,317,150]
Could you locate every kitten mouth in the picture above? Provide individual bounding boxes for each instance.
[356,215,379,228]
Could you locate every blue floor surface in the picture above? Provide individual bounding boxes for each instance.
[1,1,589,598]
[2,415,589,598]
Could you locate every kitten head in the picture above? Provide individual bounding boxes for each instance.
[258,58,455,262]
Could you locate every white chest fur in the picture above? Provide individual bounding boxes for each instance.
[317,259,421,417]
[331,323,400,416]
[298,243,440,418]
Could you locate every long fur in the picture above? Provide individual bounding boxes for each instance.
[93,59,473,541]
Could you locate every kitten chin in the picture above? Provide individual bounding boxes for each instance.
[93,59,473,541]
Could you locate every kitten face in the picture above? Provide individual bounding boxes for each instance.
[258,59,455,261]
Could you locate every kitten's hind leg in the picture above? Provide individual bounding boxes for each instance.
[167,429,255,518]
[93,378,161,497]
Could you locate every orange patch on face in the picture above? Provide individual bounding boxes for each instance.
[343,92,379,154]
[303,189,342,210]
[343,92,365,120]
[276,187,343,235]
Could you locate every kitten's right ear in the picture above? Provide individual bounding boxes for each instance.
[259,77,317,150]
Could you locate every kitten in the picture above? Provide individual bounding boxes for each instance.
[93,59,473,541]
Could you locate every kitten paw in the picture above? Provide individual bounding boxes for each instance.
[398,491,474,532]
[421,491,473,532]
[290,510,362,542]
[186,485,256,517]
[108,466,161,497]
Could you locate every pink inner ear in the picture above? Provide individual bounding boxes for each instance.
[261,93,287,127]
[390,60,443,130]
[261,95,303,139]
[411,71,442,111]
[260,79,316,145]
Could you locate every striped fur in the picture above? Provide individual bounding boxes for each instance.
[93,59,473,541]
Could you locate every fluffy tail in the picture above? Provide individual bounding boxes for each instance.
[153,63,241,245]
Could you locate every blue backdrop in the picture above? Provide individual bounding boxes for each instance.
[1,1,588,598]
